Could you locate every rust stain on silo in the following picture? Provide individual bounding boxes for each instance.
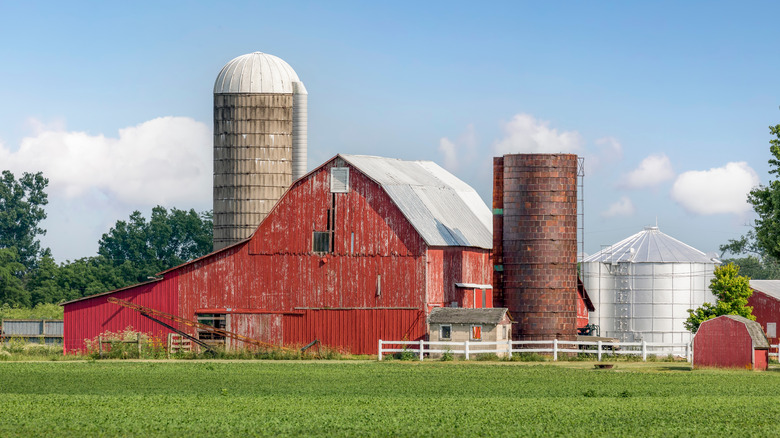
[501,154,578,341]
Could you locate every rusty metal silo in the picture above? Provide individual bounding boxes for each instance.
[501,154,578,341]
[213,52,308,250]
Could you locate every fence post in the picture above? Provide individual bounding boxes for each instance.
[98,335,103,358]
[553,339,558,361]
[507,337,513,359]
[642,340,647,361]
[685,342,690,363]
[597,340,602,361]
[378,339,383,361]
[419,339,424,361]
[465,340,470,360]
[137,332,142,358]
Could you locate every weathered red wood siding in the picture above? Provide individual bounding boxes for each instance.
[426,247,492,309]
[63,157,491,355]
[283,309,426,354]
[576,294,589,328]
[228,313,283,349]
[693,317,755,369]
[63,273,179,353]
[748,290,780,346]
[174,159,433,352]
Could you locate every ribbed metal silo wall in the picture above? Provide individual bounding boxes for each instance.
[492,156,505,308]
[213,93,294,250]
[502,154,578,341]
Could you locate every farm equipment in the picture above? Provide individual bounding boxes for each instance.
[106,297,289,354]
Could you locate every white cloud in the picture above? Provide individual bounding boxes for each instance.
[621,154,675,189]
[493,113,582,155]
[437,124,478,172]
[438,137,458,170]
[595,136,623,160]
[601,196,635,218]
[0,116,211,206]
[670,162,759,215]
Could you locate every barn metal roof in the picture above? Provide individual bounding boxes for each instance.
[340,154,493,249]
[214,52,307,94]
[428,307,509,325]
[582,226,719,264]
[749,280,780,301]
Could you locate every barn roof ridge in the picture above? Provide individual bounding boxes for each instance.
[338,154,493,249]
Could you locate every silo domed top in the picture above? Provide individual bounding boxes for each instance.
[214,52,306,94]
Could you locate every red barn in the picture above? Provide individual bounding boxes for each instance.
[693,315,770,371]
[62,154,494,354]
[748,280,780,346]
[576,277,595,330]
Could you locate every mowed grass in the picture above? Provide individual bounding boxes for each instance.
[1,361,779,437]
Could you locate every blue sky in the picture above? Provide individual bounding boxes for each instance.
[1,1,778,262]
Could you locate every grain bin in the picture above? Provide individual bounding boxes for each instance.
[213,52,308,250]
[498,154,578,341]
[582,226,719,343]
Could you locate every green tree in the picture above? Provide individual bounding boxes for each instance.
[719,232,780,279]
[98,206,213,286]
[684,263,755,333]
[741,122,780,259]
[0,170,48,271]
[0,247,29,306]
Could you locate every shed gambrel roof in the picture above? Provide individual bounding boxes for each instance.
[703,315,770,349]
[428,308,509,325]
[339,154,492,249]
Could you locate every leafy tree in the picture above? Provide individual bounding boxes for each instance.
[0,170,48,271]
[0,247,29,306]
[719,122,780,279]
[684,263,755,333]
[98,206,213,285]
[719,232,780,279]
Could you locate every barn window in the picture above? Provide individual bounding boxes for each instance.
[313,194,336,253]
[502,325,507,340]
[471,325,482,341]
[196,314,226,346]
[440,325,452,340]
[330,167,349,193]
[768,323,777,338]
[313,232,331,253]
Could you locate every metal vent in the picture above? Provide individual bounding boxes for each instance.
[331,168,349,193]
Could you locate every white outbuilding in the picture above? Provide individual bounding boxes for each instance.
[581,226,720,344]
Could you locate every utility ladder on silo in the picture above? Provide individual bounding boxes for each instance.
[107,297,291,353]
[577,157,585,263]
[613,262,632,341]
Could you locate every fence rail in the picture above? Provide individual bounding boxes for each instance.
[378,339,693,361]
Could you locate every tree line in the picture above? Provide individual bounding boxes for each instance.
[0,170,212,308]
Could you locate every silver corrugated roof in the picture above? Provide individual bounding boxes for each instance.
[583,226,719,264]
[340,155,493,249]
[750,280,780,301]
[214,52,307,94]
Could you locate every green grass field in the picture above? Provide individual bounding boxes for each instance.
[1,361,779,437]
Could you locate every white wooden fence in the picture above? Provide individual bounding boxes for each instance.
[378,339,694,361]
[380,340,780,362]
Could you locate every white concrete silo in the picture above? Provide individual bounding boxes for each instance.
[581,226,719,344]
[213,52,308,250]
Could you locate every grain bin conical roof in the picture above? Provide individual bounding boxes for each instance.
[583,226,719,264]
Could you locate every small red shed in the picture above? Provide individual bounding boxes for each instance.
[693,315,770,371]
